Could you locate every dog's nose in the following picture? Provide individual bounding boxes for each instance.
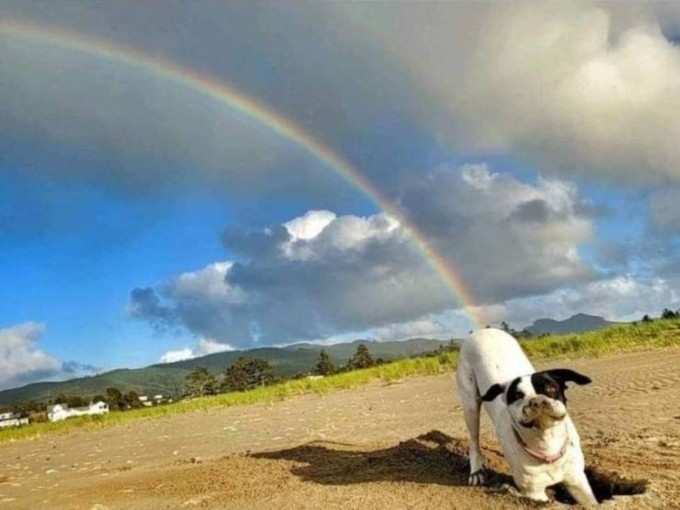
[529,397,549,409]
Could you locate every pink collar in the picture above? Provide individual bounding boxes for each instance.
[511,422,569,464]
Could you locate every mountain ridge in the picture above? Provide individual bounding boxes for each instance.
[524,313,617,335]
[0,337,451,406]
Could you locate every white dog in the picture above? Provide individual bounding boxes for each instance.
[456,328,597,505]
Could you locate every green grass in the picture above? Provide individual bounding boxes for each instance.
[2,319,679,445]
[520,318,680,359]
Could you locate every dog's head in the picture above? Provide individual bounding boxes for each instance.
[481,369,591,430]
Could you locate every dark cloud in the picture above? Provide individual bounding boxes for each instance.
[128,287,176,330]
[508,199,553,224]
[400,164,597,303]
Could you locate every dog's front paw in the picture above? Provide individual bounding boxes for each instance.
[468,469,487,486]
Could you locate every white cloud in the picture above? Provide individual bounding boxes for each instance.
[159,338,233,364]
[0,322,98,390]
[478,275,680,329]
[0,322,60,390]
[159,348,194,364]
[452,2,680,182]
[284,210,337,241]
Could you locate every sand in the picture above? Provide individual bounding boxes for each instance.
[1,349,679,509]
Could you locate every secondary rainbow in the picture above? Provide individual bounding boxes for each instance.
[0,19,483,327]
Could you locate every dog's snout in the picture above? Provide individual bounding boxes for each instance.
[528,397,550,409]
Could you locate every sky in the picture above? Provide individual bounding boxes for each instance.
[1,1,680,390]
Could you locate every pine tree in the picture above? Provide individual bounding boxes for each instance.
[314,350,335,376]
[348,344,375,370]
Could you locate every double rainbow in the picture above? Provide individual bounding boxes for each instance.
[0,20,482,329]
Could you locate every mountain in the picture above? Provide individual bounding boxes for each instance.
[0,338,451,407]
[524,313,617,335]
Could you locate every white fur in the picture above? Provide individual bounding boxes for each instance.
[456,328,597,505]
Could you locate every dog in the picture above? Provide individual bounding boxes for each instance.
[456,328,597,505]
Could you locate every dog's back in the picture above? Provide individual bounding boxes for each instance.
[461,328,533,391]
[458,328,533,419]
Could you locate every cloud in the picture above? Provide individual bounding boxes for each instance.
[333,1,680,184]
[130,165,597,345]
[650,188,680,231]
[400,164,596,303]
[159,338,234,364]
[0,322,98,390]
[478,275,680,329]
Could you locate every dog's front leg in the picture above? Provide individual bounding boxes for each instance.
[519,484,550,503]
[462,399,486,485]
[564,470,598,506]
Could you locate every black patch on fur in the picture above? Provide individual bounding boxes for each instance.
[531,372,567,404]
[531,368,592,405]
[505,377,524,404]
[542,368,592,386]
[480,383,505,402]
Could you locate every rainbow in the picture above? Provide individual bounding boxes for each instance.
[0,20,483,328]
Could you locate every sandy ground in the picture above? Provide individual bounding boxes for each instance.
[1,349,679,509]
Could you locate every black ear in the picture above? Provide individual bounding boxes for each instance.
[544,369,591,386]
[481,383,505,401]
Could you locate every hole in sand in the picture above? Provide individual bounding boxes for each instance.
[553,466,648,504]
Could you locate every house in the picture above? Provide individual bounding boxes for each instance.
[47,401,109,422]
[138,394,168,406]
[0,411,29,428]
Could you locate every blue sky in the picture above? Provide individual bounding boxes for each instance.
[1,1,680,389]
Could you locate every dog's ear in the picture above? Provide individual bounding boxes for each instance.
[544,369,591,386]
[481,383,505,401]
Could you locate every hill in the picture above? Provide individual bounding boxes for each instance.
[0,338,450,406]
[525,313,617,335]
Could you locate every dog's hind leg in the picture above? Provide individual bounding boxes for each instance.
[456,365,485,485]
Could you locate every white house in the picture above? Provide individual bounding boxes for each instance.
[47,401,109,422]
[0,412,29,428]
[138,394,167,406]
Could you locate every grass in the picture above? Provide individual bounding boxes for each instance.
[2,319,679,444]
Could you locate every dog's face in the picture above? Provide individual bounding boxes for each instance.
[481,369,591,430]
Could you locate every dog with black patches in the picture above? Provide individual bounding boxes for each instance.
[456,328,597,505]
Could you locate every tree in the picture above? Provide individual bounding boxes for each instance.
[347,344,375,370]
[223,357,274,392]
[185,367,218,397]
[500,321,511,333]
[661,308,679,320]
[105,387,125,410]
[66,395,86,408]
[124,391,143,409]
[314,350,335,376]
[53,393,69,405]
[642,314,653,323]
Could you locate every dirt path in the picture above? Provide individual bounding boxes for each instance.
[1,349,680,509]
